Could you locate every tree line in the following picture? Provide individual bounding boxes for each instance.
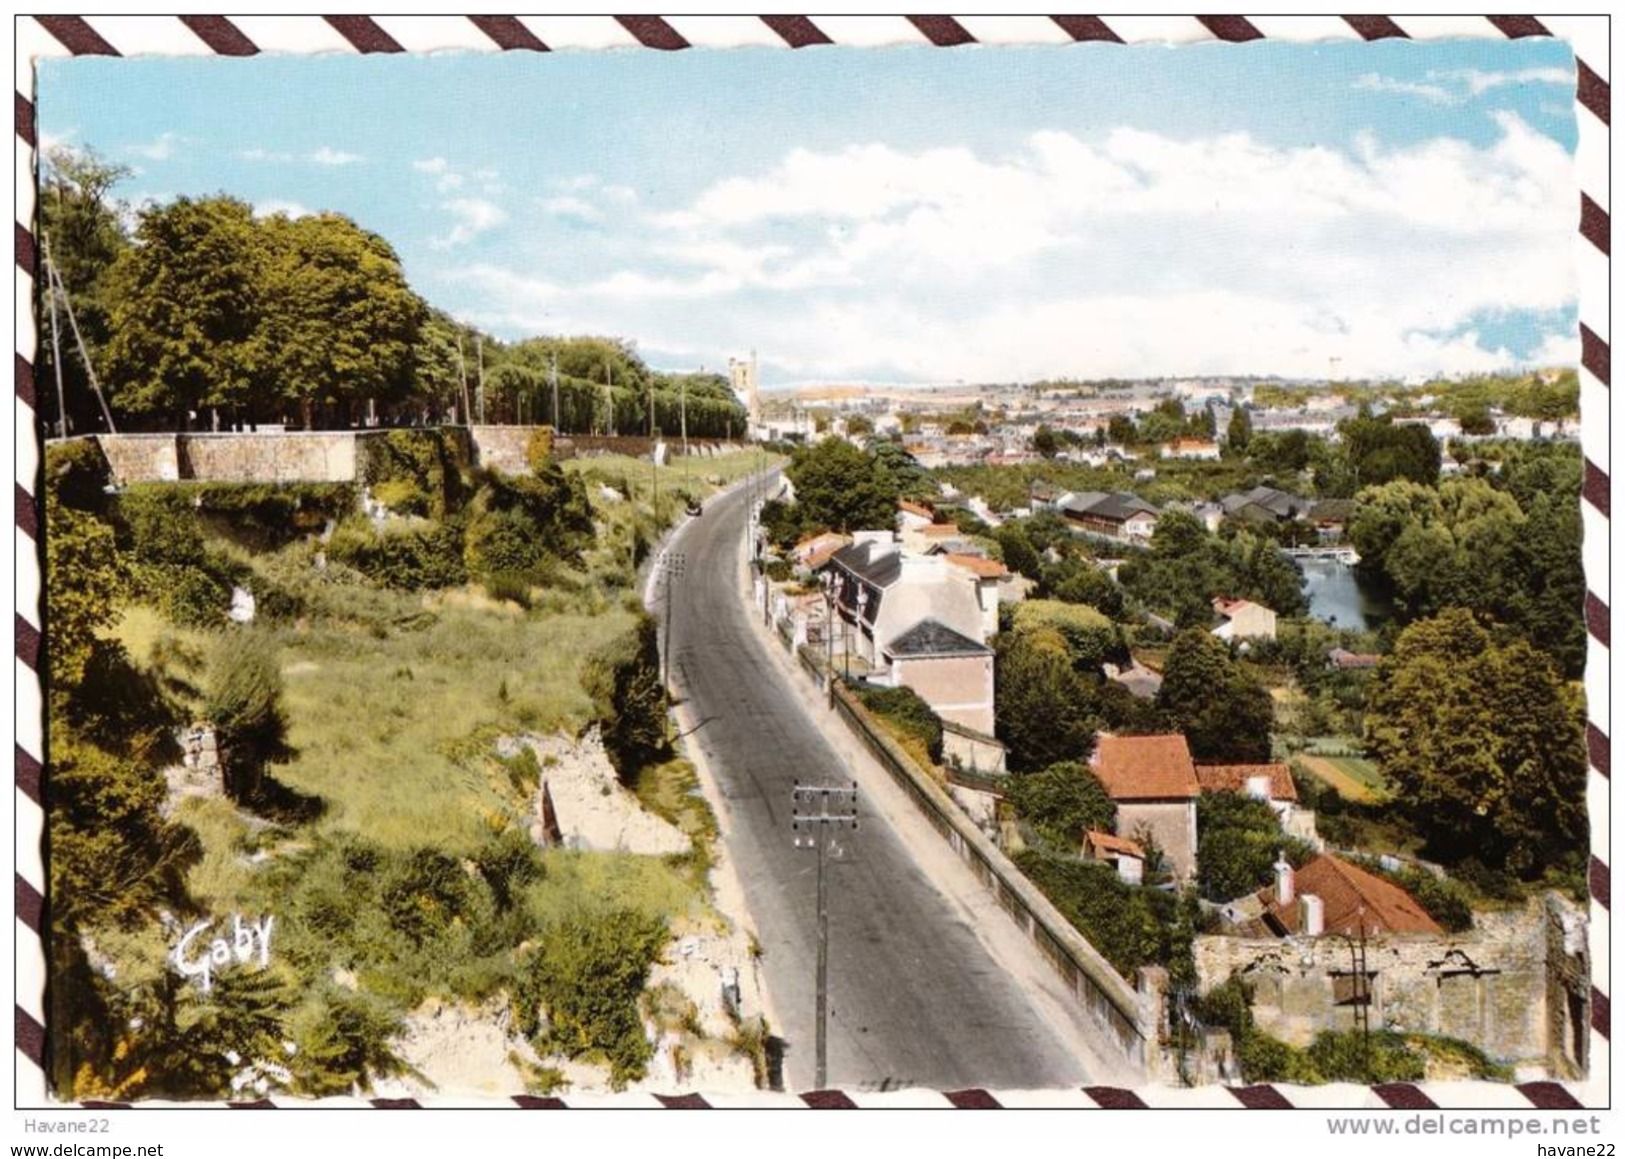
[37,146,746,438]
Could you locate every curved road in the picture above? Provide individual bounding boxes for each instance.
[662,475,1106,1092]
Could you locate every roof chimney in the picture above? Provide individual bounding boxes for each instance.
[1300,893,1324,937]
[1274,851,1295,906]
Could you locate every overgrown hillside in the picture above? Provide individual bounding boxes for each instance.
[45,434,765,1099]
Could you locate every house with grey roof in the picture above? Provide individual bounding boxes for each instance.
[820,534,998,733]
[1059,491,1160,543]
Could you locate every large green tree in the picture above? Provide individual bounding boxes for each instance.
[102,196,272,425]
[1156,629,1274,762]
[1364,609,1586,877]
[259,212,424,427]
[994,626,1098,771]
[785,438,903,533]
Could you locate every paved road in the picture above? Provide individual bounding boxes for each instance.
[663,476,1099,1092]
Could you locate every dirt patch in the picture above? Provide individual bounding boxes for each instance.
[508,730,690,856]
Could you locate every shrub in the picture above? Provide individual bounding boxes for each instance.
[581,615,668,780]
[512,910,669,1089]
[485,571,533,609]
[45,439,113,513]
[183,482,356,547]
[1010,599,1125,672]
[361,429,468,519]
[1004,761,1115,849]
[328,519,468,590]
[1196,791,1316,903]
[204,632,291,801]
[153,563,232,629]
[762,559,793,583]
[1013,851,1186,978]
[116,488,208,567]
[856,685,944,765]
[1306,1030,1425,1083]
[371,478,428,517]
[525,427,554,473]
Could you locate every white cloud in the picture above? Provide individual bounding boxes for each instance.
[309,146,362,166]
[431,198,508,248]
[1353,74,1455,104]
[242,146,362,165]
[539,196,604,223]
[413,157,450,174]
[1449,66,1574,97]
[1354,66,1572,106]
[127,132,180,161]
[253,199,312,220]
[451,116,1575,382]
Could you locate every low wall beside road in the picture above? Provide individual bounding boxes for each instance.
[824,677,1155,1077]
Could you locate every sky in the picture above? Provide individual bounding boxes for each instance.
[40,38,1580,388]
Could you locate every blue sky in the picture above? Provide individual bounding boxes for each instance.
[41,38,1579,385]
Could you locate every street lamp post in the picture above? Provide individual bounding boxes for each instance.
[790,781,859,1092]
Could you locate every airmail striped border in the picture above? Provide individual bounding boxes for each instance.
[12,14,1611,1110]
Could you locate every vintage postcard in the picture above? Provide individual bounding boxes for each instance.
[14,12,1610,1141]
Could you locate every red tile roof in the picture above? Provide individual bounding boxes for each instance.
[1261,854,1443,937]
[1091,734,1199,800]
[944,553,1008,579]
[898,500,934,520]
[1195,763,1298,802]
[920,523,962,537]
[1085,830,1145,861]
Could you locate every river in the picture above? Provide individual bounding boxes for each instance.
[1297,556,1394,632]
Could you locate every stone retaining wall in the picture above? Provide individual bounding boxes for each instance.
[1193,895,1589,1076]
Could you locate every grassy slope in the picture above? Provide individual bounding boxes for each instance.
[93,452,769,1092]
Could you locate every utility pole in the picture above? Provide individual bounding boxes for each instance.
[42,232,115,434]
[476,335,486,424]
[680,378,688,458]
[790,781,858,1091]
[455,336,472,427]
[42,234,68,437]
[606,361,616,437]
[657,550,685,689]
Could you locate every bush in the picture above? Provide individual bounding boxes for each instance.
[183,482,356,548]
[148,562,231,629]
[1196,792,1316,903]
[581,615,668,779]
[361,429,468,519]
[45,439,113,513]
[485,571,533,609]
[1004,761,1115,849]
[525,427,554,473]
[116,488,208,567]
[512,910,669,1089]
[371,478,428,516]
[1013,851,1187,978]
[856,685,944,765]
[1010,599,1126,672]
[328,519,468,590]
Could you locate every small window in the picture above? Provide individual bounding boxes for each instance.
[1331,972,1376,1007]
